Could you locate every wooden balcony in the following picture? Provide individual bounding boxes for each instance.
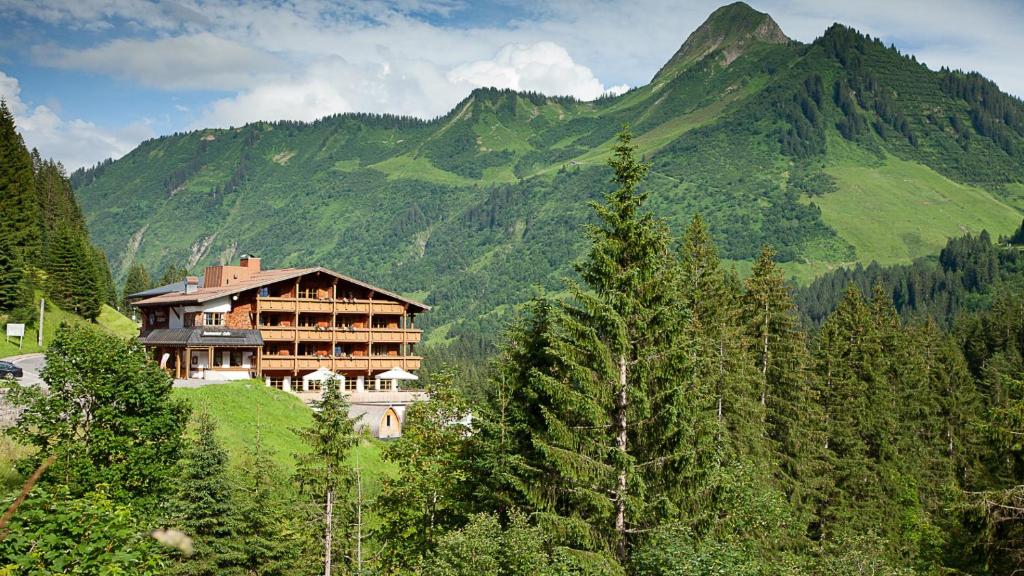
[257,296,408,316]
[257,326,422,343]
[260,355,423,372]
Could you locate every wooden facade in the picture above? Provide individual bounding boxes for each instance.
[133,257,428,386]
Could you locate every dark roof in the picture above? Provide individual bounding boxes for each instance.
[139,327,263,347]
[133,266,430,312]
[128,276,205,301]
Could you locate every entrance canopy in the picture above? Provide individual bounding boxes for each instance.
[140,327,263,348]
[377,367,418,381]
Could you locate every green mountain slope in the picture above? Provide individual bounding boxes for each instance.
[73,2,1024,347]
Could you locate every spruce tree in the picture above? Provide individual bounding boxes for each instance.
[123,262,153,309]
[0,233,23,312]
[742,245,826,537]
[479,127,689,565]
[0,99,41,256]
[235,421,313,575]
[295,377,358,576]
[678,216,765,462]
[160,263,190,286]
[169,410,240,575]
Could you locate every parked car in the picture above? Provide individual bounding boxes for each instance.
[0,360,23,380]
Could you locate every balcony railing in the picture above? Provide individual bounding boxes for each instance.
[257,297,407,315]
[258,326,422,343]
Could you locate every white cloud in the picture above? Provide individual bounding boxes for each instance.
[0,70,154,170]
[35,33,283,91]
[448,41,617,100]
[197,76,353,128]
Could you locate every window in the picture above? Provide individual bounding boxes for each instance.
[258,287,270,297]
[345,378,357,391]
[213,351,223,367]
[230,350,242,367]
[372,316,395,328]
[299,343,317,356]
[298,287,317,299]
[307,378,322,392]
[372,343,394,356]
[269,377,285,390]
[386,414,392,427]
[204,312,224,326]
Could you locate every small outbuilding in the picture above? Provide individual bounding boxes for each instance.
[350,404,405,440]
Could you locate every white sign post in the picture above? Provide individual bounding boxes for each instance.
[38,298,44,347]
[6,323,25,350]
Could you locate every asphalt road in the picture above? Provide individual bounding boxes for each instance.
[2,353,225,389]
[5,353,45,387]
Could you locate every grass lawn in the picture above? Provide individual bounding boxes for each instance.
[0,293,137,359]
[814,155,1022,266]
[173,381,397,498]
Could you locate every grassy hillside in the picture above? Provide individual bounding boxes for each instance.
[0,293,137,358]
[73,2,1024,353]
[173,381,396,497]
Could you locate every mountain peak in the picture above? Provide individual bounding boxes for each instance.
[653,2,789,81]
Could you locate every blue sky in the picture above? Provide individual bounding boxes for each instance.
[1,0,1022,170]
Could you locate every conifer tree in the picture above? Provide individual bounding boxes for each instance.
[160,263,190,286]
[378,368,472,573]
[742,246,826,535]
[123,262,153,310]
[479,127,689,565]
[295,377,358,576]
[235,420,313,575]
[169,410,240,575]
[814,286,879,539]
[0,99,41,256]
[0,233,23,312]
[678,216,764,461]
[45,225,102,320]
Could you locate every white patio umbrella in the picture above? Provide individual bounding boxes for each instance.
[376,367,419,380]
[376,366,418,391]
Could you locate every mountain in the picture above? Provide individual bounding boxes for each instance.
[72,2,1024,350]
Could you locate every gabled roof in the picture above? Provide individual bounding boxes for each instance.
[132,266,430,312]
[128,276,205,301]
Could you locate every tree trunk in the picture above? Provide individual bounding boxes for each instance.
[355,468,363,574]
[761,301,769,405]
[614,353,628,560]
[324,487,333,576]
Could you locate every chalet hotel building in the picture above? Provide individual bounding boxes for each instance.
[130,255,428,396]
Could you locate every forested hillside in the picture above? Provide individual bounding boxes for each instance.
[72,2,1024,354]
[5,129,1024,575]
[795,220,1024,327]
[0,99,118,329]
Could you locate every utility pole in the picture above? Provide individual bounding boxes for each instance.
[37,298,44,347]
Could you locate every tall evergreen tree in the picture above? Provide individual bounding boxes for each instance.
[0,233,23,312]
[122,262,153,311]
[678,215,765,462]
[378,369,472,573]
[169,411,240,575]
[160,263,190,286]
[46,226,102,321]
[741,245,826,537]
[235,421,314,576]
[0,99,41,256]
[478,127,689,566]
[295,378,358,576]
